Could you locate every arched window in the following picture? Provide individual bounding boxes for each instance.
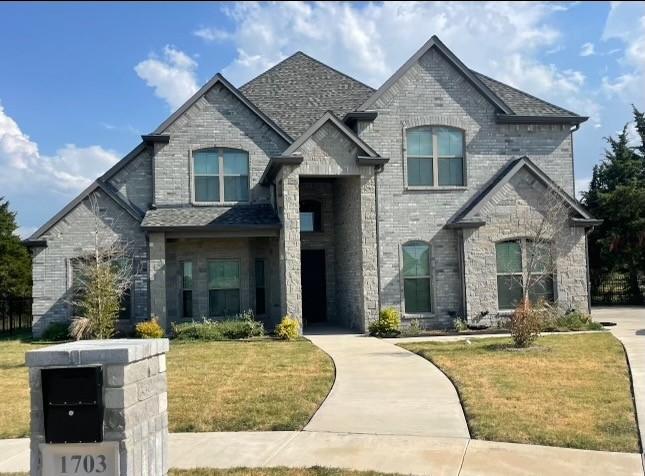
[300,200,322,232]
[402,242,432,313]
[193,148,249,203]
[496,239,555,310]
[406,127,464,187]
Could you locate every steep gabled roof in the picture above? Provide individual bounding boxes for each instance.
[152,73,293,144]
[448,156,598,228]
[359,35,513,114]
[26,179,144,243]
[240,52,375,139]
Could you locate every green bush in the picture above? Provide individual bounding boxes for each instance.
[135,316,165,339]
[368,307,401,337]
[41,321,70,341]
[541,308,603,331]
[453,317,468,333]
[275,315,300,340]
[401,318,423,337]
[172,310,264,341]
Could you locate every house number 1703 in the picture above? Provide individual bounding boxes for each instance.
[60,455,107,474]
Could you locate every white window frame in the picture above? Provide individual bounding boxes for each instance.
[403,126,467,190]
[190,148,250,205]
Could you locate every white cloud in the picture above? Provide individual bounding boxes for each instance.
[134,45,199,110]
[194,27,231,42]
[580,42,595,56]
[0,103,119,197]
[601,2,645,103]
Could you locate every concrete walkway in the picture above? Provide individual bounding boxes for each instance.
[593,307,645,447]
[1,432,642,475]
[304,329,469,438]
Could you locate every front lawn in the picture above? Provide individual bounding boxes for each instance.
[170,468,400,476]
[0,337,333,438]
[401,333,640,453]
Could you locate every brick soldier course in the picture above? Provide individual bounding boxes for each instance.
[25,35,599,334]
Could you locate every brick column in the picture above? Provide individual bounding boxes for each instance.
[148,232,167,329]
[359,171,379,331]
[278,166,302,327]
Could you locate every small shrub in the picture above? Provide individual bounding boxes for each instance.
[453,317,468,333]
[369,307,401,337]
[172,311,264,341]
[401,318,423,337]
[41,321,70,341]
[275,315,300,340]
[510,299,542,348]
[69,317,93,341]
[135,316,165,339]
[539,304,603,332]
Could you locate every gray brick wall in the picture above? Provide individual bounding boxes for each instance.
[154,82,289,206]
[31,191,148,337]
[108,148,153,212]
[359,47,580,327]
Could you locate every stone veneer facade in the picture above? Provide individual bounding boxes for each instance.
[28,41,593,335]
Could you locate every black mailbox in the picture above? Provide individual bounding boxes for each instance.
[41,366,103,444]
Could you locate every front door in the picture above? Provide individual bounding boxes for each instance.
[301,249,327,325]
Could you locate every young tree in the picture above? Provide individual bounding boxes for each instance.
[582,107,645,302]
[0,198,31,298]
[69,194,133,340]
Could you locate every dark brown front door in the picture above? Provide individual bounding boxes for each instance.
[301,249,327,325]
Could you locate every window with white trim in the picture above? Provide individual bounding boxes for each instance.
[402,242,432,313]
[406,127,464,187]
[193,148,249,203]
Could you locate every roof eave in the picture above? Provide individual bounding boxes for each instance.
[260,155,304,185]
[570,218,603,227]
[445,221,486,229]
[141,134,170,144]
[141,224,282,233]
[496,114,589,125]
[22,239,47,248]
[357,155,389,166]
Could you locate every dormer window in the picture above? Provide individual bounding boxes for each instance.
[193,148,249,203]
[406,127,465,187]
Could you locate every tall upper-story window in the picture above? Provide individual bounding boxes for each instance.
[193,148,249,203]
[406,127,464,187]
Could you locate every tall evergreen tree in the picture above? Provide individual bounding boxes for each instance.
[582,107,645,302]
[0,198,32,297]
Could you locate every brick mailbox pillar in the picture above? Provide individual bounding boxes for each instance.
[26,339,169,476]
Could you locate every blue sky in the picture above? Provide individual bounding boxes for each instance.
[1,1,643,237]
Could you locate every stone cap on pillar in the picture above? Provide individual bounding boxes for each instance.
[26,339,170,367]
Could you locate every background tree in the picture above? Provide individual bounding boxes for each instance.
[69,194,133,339]
[582,107,645,303]
[0,198,31,297]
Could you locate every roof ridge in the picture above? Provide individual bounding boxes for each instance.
[240,50,375,92]
[472,70,580,117]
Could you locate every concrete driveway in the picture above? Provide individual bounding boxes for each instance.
[304,328,470,438]
[592,307,645,447]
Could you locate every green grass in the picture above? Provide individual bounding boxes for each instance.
[0,337,334,438]
[401,333,640,453]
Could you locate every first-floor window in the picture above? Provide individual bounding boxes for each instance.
[402,242,432,313]
[181,261,193,318]
[496,239,555,310]
[208,260,241,316]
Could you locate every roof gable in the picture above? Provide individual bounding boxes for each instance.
[152,73,292,144]
[240,52,375,139]
[282,111,379,158]
[449,156,594,227]
[359,36,513,114]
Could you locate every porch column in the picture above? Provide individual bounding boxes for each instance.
[359,172,379,330]
[148,232,167,329]
[278,166,302,327]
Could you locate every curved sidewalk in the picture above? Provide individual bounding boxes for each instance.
[304,328,470,438]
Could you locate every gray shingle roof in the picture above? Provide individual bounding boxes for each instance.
[141,205,281,230]
[473,71,579,117]
[240,52,375,139]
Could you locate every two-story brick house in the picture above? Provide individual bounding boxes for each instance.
[25,36,599,335]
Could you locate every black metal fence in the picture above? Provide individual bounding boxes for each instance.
[590,273,645,306]
[0,297,32,334]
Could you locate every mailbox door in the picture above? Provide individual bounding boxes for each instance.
[41,366,103,444]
